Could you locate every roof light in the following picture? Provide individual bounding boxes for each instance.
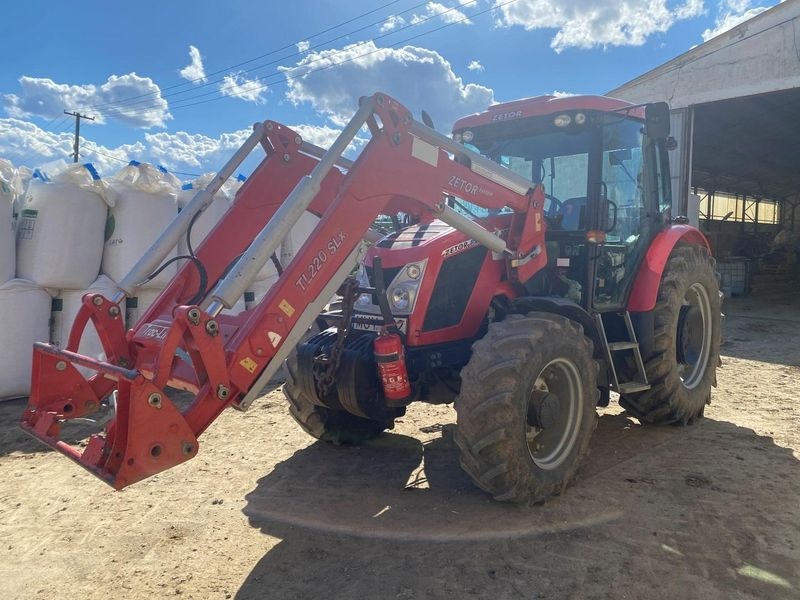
[554,114,571,127]
[461,130,474,143]
[574,112,586,125]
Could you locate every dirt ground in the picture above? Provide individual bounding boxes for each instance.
[1,289,798,600]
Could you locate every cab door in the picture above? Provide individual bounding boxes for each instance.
[591,121,668,311]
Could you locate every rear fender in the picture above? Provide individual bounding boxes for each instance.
[627,225,710,312]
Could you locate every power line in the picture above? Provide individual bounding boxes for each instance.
[18,1,516,171]
[89,0,435,117]
[91,0,504,119]
[81,0,410,114]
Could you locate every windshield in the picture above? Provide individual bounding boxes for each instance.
[453,116,645,233]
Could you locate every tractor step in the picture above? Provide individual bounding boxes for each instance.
[607,341,639,351]
[595,312,650,395]
[618,382,651,394]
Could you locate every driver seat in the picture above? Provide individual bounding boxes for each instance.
[560,197,587,230]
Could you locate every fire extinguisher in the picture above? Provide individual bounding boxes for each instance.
[374,326,413,406]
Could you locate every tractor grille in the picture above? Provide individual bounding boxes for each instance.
[422,246,487,331]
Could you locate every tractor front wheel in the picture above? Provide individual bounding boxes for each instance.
[455,312,598,503]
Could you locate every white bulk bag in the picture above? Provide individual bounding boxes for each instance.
[103,162,178,289]
[255,210,320,281]
[0,159,16,283]
[16,164,113,289]
[222,173,247,204]
[0,279,52,399]
[51,275,120,375]
[176,174,231,257]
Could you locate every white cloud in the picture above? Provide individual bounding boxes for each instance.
[0,118,370,180]
[380,14,406,32]
[0,117,145,175]
[290,123,368,158]
[467,60,484,72]
[411,2,474,26]
[701,3,769,41]
[219,72,267,103]
[297,40,310,52]
[493,0,705,52]
[144,129,252,169]
[4,73,171,128]
[279,41,494,131]
[179,45,207,83]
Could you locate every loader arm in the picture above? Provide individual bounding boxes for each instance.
[20,93,544,489]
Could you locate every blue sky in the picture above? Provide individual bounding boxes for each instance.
[0,0,779,180]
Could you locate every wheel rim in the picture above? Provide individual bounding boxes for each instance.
[526,358,582,470]
[677,282,713,389]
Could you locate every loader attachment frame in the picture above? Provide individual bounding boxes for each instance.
[20,92,545,489]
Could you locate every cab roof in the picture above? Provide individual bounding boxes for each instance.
[452,95,644,132]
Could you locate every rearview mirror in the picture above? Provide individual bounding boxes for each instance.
[645,102,670,138]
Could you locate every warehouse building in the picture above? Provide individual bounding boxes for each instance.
[610,0,800,293]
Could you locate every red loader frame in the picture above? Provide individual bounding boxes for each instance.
[21,93,547,489]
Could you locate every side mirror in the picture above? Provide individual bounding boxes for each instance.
[645,102,670,138]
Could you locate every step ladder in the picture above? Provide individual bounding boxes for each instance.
[595,312,650,395]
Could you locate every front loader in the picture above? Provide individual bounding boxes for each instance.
[21,92,721,503]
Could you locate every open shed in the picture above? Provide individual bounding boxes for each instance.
[609,1,800,294]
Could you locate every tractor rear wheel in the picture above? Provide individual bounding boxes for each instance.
[620,244,721,425]
[455,313,598,503]
[283,355,393,445]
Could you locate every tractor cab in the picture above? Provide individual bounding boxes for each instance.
[451,95,674,313]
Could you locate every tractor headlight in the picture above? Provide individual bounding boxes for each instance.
[390,285,412,311]
[461,130,474,142]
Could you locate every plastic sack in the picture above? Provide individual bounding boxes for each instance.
[0,279,52,399]
[16,163,115,289]
[104,162,178,288]
[177,173,232,257]
[0,159,17,283]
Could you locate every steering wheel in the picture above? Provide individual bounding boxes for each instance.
[543,193,564,229]
[544,193,563,214]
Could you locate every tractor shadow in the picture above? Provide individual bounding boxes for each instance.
[237,411,800,599]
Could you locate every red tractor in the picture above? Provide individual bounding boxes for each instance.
[21,92,721,504]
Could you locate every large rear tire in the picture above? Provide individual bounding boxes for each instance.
[455,313,598,503]
[621,244,721,425]
[283,355,393,445]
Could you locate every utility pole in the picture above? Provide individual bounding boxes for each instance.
[63,110,95,163]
